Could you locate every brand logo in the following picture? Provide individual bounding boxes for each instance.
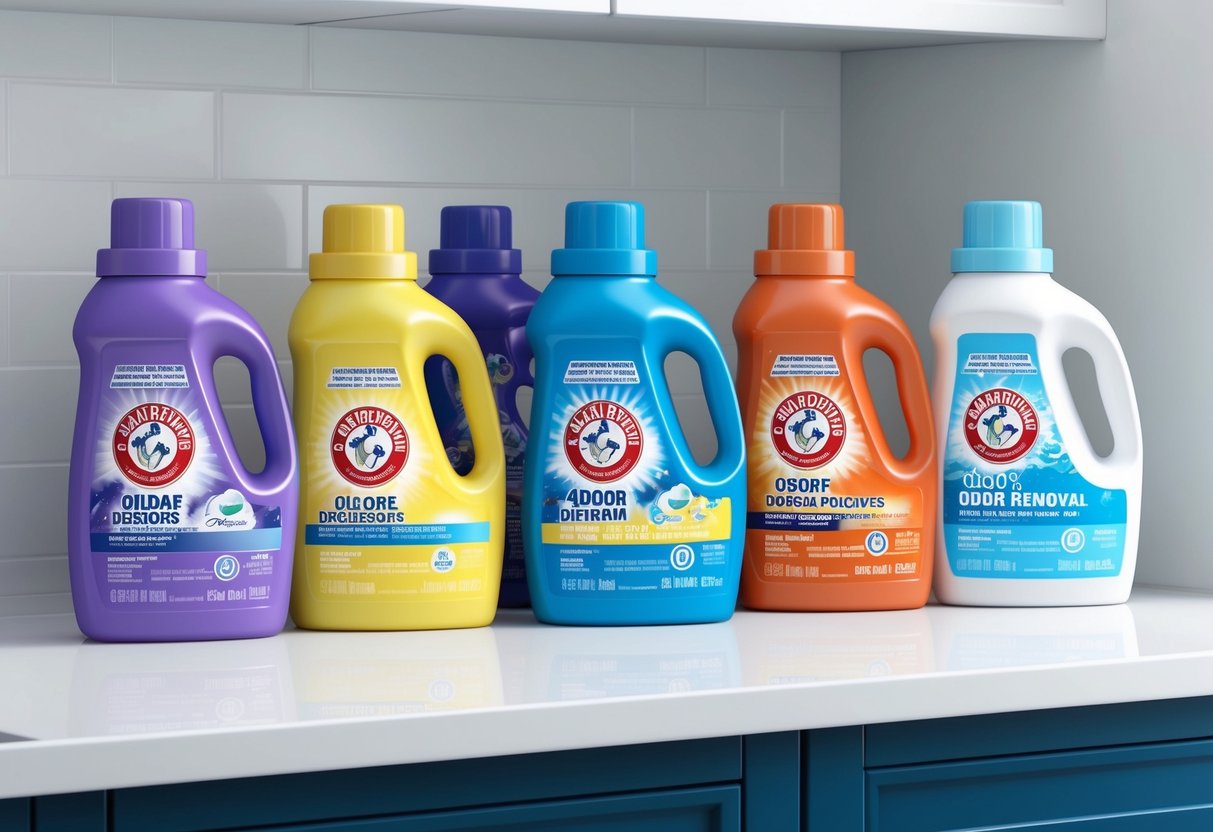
[564,400,643,482]
[112,403,195,488]
[331,406,409,487]
[964,387,1039,463]
[201,488,254,530]
[770,391,846,469]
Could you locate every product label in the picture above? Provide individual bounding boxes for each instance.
[745,334,925,584]
[302,354,492,601]
[90,382,281,612]
[427,343,528,587]
[943,333,1127,578]
[539,356,733,597]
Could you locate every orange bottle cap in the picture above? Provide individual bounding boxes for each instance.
[754,203,855,277]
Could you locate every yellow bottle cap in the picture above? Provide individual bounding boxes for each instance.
[309,204,419,280]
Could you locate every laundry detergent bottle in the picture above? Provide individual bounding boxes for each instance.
[69,198,297,642]
[290,204,505,630]
[735,204,936,611]
[424,206,538,608]
[523,201,746,626]
[933,201,1142,606]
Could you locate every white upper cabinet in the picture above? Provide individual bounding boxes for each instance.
[613,0,1106,41]
[0,0,1104,47]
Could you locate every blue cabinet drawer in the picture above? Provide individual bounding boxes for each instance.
[246,785,740,832]
[867,738,1213,832]
[112,738,741,831]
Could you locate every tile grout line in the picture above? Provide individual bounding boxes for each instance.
[780,108,786,189]
[629,106,636,188]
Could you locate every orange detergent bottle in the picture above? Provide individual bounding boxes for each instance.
[734,204,936,611]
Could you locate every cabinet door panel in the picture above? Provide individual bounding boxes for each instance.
[251,785,740,832]
[868,739,1213,832]
[0,798,30,832]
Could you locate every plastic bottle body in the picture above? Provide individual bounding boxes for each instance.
[289,277,506,630]
[523,275,746,625]
[735,275,936,611]
[69,275,297,642]
[931,272,1143,606]
[425,272,537,608]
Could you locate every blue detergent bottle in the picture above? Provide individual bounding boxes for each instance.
[522,201,746,625]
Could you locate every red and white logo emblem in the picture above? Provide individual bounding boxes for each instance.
[331,406,410,487]
[112,403,195,488]
[964,388,1039,464]
[564,400,643,483]
[770,391,846,469]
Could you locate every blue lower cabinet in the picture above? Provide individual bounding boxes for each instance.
[866,738,1213,831]
[250,785,740,832]
[1,798,31,832]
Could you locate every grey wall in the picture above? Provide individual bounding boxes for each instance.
[0,10,840,607]
[842,0,1211,590]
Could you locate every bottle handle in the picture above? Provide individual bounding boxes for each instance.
[843,311,935,481]
[198,316,297,498]
[652,312,746,486]
[413,314,506,495]
[1042,307,1142,474]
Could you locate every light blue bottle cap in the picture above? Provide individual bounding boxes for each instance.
[951,200,1054,273]
[551,201,657,277]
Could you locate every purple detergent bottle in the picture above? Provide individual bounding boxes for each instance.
[425,206,538,607]
[68,198,298,642]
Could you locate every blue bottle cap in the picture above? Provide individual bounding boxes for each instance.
[951,200,1054,274]
[551,201,657,277]
[428,205,522,276]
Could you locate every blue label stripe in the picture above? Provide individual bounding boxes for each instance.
[91,528,282,553]
[305,522,490,547]
[746,511,843,531]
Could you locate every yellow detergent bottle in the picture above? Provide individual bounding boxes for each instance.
[289,204,505,630]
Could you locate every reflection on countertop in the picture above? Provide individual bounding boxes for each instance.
[0,586,1210,743]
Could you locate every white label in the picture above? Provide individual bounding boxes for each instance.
[962,352,1039,376]
[109,364,189,389]
[770,354,840,378]
[563,360,639,385]
[327,366,402,389]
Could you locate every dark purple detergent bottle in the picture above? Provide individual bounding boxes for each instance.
[68,198,298,642]
[425,206,538,607]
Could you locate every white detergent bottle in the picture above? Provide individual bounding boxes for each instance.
[932,200,1142,606]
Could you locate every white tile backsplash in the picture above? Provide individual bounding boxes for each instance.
[313,28,705,104]
[115,17,308,89]
[0,276,9,366]
[0,368,79,464]
[784,109,841,191]
[223,93,631,185]
[113,184,305,270]
[9,85,215,179]
[634,107,782,188]
[0,466,69,558]
[0,82,6,177]
[708,48,840,109]
[9,274,95,365]
[0,10,839,601]
[0,181,112,271]
[0,11,111,82]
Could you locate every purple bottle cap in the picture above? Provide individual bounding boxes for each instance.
[429,205,522,276]
[97,198,208,277]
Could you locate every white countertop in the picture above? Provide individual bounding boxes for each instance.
[2,586,1213,799]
